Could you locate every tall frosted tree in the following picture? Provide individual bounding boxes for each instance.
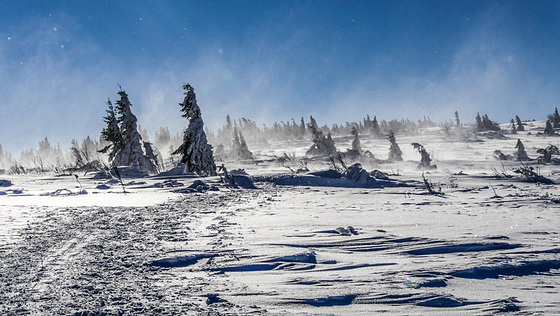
[550,108,560,128]
[510,119,517,134]
[515,139,529,161]
[230,127,254,159]
[306,115,337,156]
[172,84,217,176]
[515,115,524,131]
[371,116,381,137]
[100,90,158,173]
[114,90,158,172]
[387,130,403,161]
[100,99,122,161]
[351,125,361,153]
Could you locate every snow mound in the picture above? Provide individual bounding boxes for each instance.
[230,174,257,189]
[112,161,148,178]
[205,293,228,305]
[96,184,110,190]
[485,298,521,313]
[157,163,196,177]
[335,226,358,236]
[188,180,210,191]
[255,164,401,188]
[419,279,447,288]
[150,254,214,268]
[406,242,521,255]
[301,295,357,307]
[257,172,387,188]
[451,259,560,279]
[370,170,389,180]
[265,253,317,264]
[416,295,465,307]
[153,179,184,188]
[344,163,377,184]
[309,170,343,179]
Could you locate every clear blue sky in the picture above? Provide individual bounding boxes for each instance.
[1,0,560,153]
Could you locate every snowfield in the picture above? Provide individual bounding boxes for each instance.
[1,121,560,315]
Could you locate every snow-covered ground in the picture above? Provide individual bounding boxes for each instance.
[1,121,559,315]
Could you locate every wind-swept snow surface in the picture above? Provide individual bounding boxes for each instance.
[1,121,560,314]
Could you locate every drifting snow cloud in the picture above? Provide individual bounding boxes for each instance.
[1,3,559,154]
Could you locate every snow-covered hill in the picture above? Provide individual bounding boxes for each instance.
[1,121,559,315]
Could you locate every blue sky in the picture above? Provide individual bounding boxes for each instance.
[1,1,560,153]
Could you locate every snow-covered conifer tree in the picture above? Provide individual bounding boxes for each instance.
[154,127,171,151]
[510,119,517,134]
[475,113,483,131]
[455,111,461,127]
[299,117,306,137]
[100,99,122,161]
[551,108,560,128]
[515,139,529,161]
[225,115,233,132]
[412,142,435,169]
[172,84,217,176]
[387,131,403,161]
[515,115,524,131]
[100,90,158,173]
[70,139,84,168]
[537,145,559,163]
[351,125,361,153]
[38,137,53,157]
[544,120,555,136]
[230,128,254,160]
[306,116,337,157]
[143,142,160,171]
[113,89,158,173]
[371,116,381,137]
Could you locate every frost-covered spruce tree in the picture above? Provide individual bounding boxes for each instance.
[412,142,435,169]
[515,139,529,161]
[306,116,337,156]
[225,115,233,132]
[172,84,217,176]
[454,111,461,127]
[544,120,555,136]
[70,139,85,168]
[537,145,559,163]
[299,117,306,137]
[371,116,381,137]
[351,125,362,153]
[100,99,122,161]
[230,128,254,160]
[515,115,524,131]
[143,142,160,171]
[112,89,158,173]
[510,119,517,134]
[475,113,483,131]
[387,131,403,161]
[482,114,501,131]
[551,108,560,128]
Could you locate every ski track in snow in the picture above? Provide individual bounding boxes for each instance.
[1,121,560,315]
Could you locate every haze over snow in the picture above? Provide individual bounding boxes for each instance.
[1,1,560,153]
